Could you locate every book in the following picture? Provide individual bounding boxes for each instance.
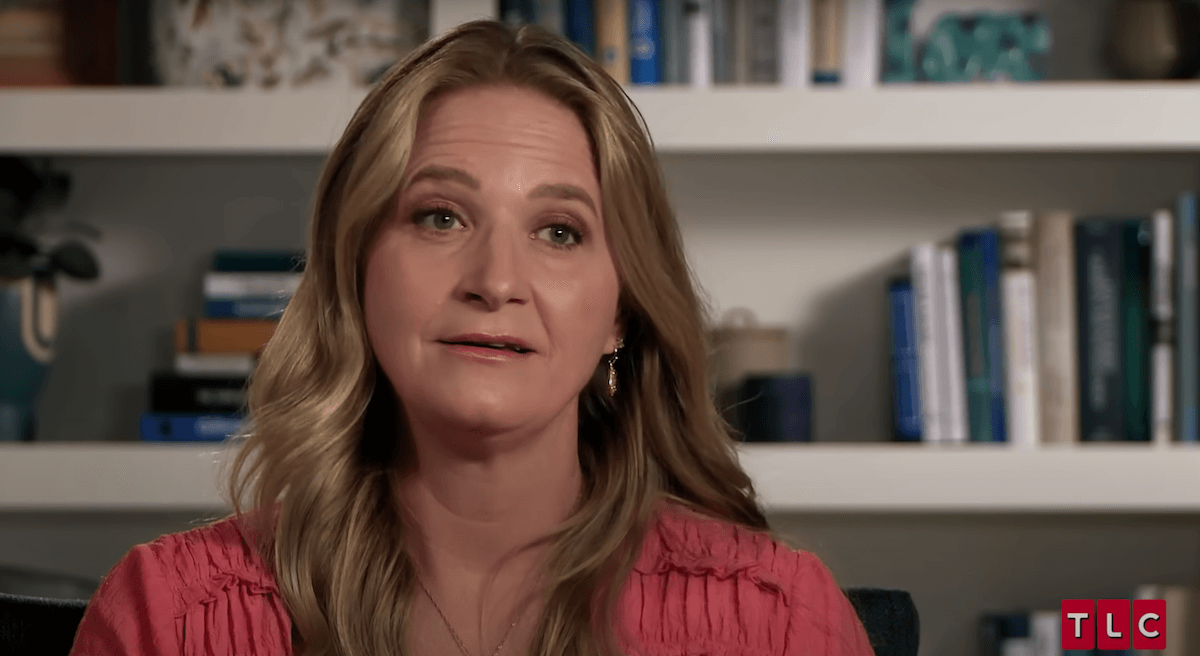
[174,353,257,377]
[887,277,922,441]
[1120,219,1152,443]
[630,0,661,84]
[211,249,304,273]
[939,244,970,443]
[978,228,1009,444]
[140,413,242,442]
[811,0,845,84]
[842,0,882,88]
[685,0,713,87]
[536,0,565,34]
[1151,207,1176,445]
[959,232,993,442]
[150,372,247,414]
[660,0,688,83]
[911,244,946,443]
[745,0,778,83]
[204,297,290,319]
[595,0,630,83]
[1177,192,1198,441]
[174,318,277,354]
[1000,211,1041,448]
[203,271,301,298]
[778,0,812,88]
[1034,210,1080,444]
[565,0,595,55]
[1134,584,1200,656]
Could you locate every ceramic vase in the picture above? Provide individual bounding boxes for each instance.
[0,276,57,441]
[1104,0,1200,79]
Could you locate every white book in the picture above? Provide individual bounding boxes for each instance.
[911,244,945,443]
[1000,637,1033,656]
[1002,268,1040,448]
[204,272,302,298]
[777,0,811,88]
[938,245,970,443]
[841,0,881,88]
[175,352,256,377]
[1033,210,1079,444]
[1030,610,1061,656]
[1152,208,1176,445]
[686,0,713,88]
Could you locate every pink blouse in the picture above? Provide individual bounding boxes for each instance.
[69,505,875,656]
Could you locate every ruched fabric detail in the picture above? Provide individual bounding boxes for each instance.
[70,505,874,656]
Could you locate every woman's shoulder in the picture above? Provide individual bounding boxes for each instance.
[69,512,290,656]
[621,500,875,655]
[131,513,281,614]
[633,500,820,586]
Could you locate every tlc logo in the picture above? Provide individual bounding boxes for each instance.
[1060,599,1166,649]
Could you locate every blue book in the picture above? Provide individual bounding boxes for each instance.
[140,413,242,442]
[978,229,1009,443]
[734,374,813,442]
[1178,191,1198,441]
[630,0,661,84]
[204,297,290,319]
[565,0,595,55]
[958,233,992,442]
[888,278,922,441]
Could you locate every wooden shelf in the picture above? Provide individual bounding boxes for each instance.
[2,441,1199,513]
[3,83,1200,155]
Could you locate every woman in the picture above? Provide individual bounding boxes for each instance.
[70,19,875,656]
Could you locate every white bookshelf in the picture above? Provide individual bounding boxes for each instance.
[3,83,1200,155]
[2,441,1199,513]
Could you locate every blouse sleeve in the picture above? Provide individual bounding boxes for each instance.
[783,550,876,656]
[69,543,182,656]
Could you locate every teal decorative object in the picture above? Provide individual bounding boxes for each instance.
[920,11,1052,82]
[0,276,56,441]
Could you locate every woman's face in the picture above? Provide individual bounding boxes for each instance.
[364,85,622,443]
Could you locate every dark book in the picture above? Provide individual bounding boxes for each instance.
[733,374,813,442]
[150,372,248,414]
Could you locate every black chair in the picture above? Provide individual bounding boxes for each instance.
[1,587,919,656]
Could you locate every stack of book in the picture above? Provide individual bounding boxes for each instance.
[887,192,1198,446]
[140,249,303,442]
[500,0,881,88]
[979,584,1199,656]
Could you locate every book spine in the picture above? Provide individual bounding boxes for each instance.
[979,228,1009,443]
[204,297,290,319]
[595,0,630,83]
[746,0,778,83]
[911,244,945,443]
[630,0,661,84]
[1152,208,1176,445]
[174,353,256,377]
[959,232,992,442]
[888,278,922,441]
[1001,212,1040,448]
[685,0,712,87]
[565,0,596,55]
[939,245,970,443]
[211,250,304,273]
[203,272,301,298]
[1076,219,1124,441]
[777,0,811,88]
[811,0,845,84]
[841,0,881,88]
[660,0,685,83]
[536,0,566,34]
[150,373,247,414]
[174,318,278,354]
[1178,191,1198,441]
[1034,209,1080,444]
[1121,219,1152,442]
[140,413,242,442]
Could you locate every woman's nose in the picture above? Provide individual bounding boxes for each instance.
[454,224,529,310]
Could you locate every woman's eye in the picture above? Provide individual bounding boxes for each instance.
[537,224,582,247]
[414,210,463,231]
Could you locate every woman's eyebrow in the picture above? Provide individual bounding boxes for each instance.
[405,165,480,190]
[528,183,597,215]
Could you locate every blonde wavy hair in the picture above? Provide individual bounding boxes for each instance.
[227,18,768,656]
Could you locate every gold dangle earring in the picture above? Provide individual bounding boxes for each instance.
[608,339,624,397]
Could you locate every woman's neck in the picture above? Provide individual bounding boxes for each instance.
[397,408,584,582]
